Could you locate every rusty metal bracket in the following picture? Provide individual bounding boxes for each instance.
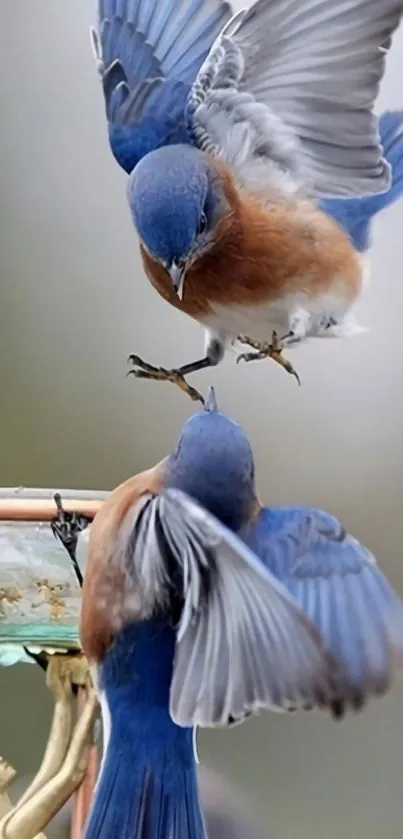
[0,655,99,839]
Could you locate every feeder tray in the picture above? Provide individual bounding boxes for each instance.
[0,487,107,839]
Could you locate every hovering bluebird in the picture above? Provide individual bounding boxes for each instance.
[81,388,403,838]
[91,0,403,403]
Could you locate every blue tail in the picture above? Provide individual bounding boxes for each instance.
[84,620,205,839]
[320,110,403,251]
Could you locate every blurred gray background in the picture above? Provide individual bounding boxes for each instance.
[1,1,403,837]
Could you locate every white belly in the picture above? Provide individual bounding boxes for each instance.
[202,288,355,345]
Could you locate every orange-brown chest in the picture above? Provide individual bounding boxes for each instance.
[139,197,360,320]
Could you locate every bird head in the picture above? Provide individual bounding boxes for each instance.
[166,387,256,530]
[127,145,229,299]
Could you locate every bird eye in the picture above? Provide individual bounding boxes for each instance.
[198,211,207,235]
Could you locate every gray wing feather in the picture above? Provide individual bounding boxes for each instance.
[187,0,403,198]
[136,489,340,728]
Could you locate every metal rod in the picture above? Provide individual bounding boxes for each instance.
[0,692,99,839]
[0,499,103,522]
[15,657,75,811]
[82,743,98,827]
[70,688,99,839]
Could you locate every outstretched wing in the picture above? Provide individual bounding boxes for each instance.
[91,0,232,173]
[320,110,403,251]
[242,506,403,715]
[129,488,342,728]
[186,0,403,199]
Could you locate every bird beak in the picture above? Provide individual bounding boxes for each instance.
[204,386,218,412]
[169,261,186,301]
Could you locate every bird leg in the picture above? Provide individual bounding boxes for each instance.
[126,333,226,404]
[236,332,301,385]
[281,308,313,346]
[127,355,206,403]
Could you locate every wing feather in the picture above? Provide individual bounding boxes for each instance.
[187,0,403,197]
[128,488,341,727]
[92,0,232,172]
[242,506,403,714]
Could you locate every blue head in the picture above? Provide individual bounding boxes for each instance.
[127,145,228,298]
[166,388,256,531]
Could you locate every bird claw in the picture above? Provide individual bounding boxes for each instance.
[236,333,301,386]
[127,355,205,404]
[50,494,90,587]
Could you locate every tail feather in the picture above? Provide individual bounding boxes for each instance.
[84,747,205,839]
[320,110,403,251]
[83,620,206,839]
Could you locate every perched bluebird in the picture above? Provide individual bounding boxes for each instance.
[81,387,403,838]
[91,0,403,403]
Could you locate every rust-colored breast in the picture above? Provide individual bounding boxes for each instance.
[186,196,361,306]
[80,461,165,662]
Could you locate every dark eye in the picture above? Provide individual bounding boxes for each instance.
[198,211,207,235]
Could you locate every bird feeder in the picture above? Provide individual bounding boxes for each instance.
[0,487,107,839]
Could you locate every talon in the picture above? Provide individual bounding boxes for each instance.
[237,334,261,351]
[235,331,301,385]
[51,494,90,587]
[126,354,167,381]
[126,354,156,373]
[170,372,205,404]
[270,351,301,386]
[236,351,266,365]
[126,355,205,404]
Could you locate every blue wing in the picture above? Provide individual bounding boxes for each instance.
[320,111,403,251]
[241,505,403,716]
[125,489,340,727]
[91,0,232,174]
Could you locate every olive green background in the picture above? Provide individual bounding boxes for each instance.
[1,2,403,837]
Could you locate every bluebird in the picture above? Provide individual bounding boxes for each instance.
[81,387,403,838]
[91,0,403,403]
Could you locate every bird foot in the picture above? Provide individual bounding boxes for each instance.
[236,333,301,385]
[50,494,91,587]
[127,355,205,404]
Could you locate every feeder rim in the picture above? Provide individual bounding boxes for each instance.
[0,487,107,522]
